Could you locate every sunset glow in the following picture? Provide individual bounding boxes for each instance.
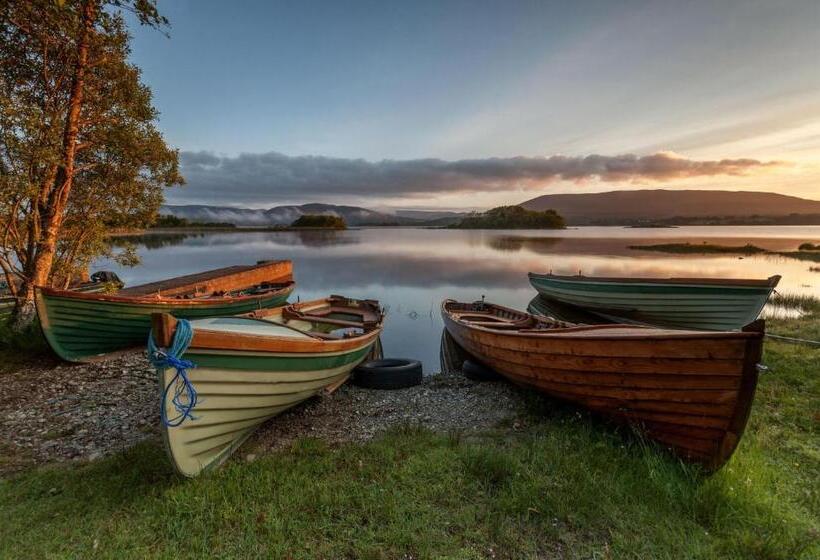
[123,0,820,208]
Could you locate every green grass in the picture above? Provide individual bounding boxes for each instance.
[0,320,58,373]
[1,322,818,558]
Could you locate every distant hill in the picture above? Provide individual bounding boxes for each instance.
[519,190,820,225]
[160,203,422,227]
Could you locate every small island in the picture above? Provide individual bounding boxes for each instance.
[451,205,565,229]
[290,214,347,229]
[152,214,237,229]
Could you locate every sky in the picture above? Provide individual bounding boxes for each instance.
[126,0,820,209]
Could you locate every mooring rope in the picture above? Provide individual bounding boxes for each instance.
[148,319,199,427]
[765,333,820,347]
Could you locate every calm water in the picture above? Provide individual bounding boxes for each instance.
[99,226,820,372]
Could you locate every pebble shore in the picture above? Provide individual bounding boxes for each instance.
[0,352,527,473]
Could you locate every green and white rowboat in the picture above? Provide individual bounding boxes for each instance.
[528,272,780,331]
[2,271,123,323]
[36,261,294,362]
[150,295,384,477]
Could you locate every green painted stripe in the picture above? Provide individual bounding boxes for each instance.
[39,289,292,362]
[184,344,372,372]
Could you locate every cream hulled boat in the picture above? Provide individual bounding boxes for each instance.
[149,295,384,477]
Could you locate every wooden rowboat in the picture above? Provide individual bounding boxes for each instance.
[442,299,764,470]
[1,271,123,323]
[528,272,780,331]
[150,295,385,477]
[36,261,294,363]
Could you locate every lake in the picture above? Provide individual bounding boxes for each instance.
[99,226,820,372]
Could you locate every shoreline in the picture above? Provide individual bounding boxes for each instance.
[0,351,525,475]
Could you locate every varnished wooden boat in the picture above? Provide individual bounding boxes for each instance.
[528,272,780,331]
[442,299,764,470]
[150,295,385,477]
[36,261,294,362]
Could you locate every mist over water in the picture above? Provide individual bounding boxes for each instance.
[99,226,820,371]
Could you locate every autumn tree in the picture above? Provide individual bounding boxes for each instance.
[0,0,183,326]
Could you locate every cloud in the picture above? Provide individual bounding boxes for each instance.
[177,150,780,205]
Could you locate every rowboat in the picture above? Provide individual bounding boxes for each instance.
[36,261,294,363]
[1,271,123,322]
[442,299,764,470]
[528,272,780,331]
[526,294,609,325]
[149,295,385,477]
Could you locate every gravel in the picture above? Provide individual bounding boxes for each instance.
[0,353,528,473]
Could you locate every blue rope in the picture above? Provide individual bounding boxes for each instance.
[148,319,199,427]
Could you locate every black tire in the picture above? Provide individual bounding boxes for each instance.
[462,359,503,382]
[353,358,423,390]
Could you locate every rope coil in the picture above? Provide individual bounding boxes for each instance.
[148,319,199,427]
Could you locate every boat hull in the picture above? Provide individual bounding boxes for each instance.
[153,297,385,477]
[158,340,377,477]
[36,285,294,362]
[442,300,763,470]
[529,273,779,331]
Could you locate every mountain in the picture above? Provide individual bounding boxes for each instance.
[160,203,421,226]
[519,190,820,225]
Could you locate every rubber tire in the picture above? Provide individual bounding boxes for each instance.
[462,359,503,382]
[353,359,423,390]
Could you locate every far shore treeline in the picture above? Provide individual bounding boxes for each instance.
[290,215,347,229]
[451,206,566,229]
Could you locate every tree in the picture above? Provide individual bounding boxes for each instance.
[290,215,347,229]
[0,0,183,326]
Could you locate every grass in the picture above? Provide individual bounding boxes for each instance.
[0,320,58,373]
[0,321,817,558]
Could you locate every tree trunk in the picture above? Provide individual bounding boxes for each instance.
[14,0,97,329]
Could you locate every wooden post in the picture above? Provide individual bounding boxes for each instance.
[151,313,178,348]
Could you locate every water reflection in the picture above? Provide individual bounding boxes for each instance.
[109,229,360,251]
[96,226,820,372]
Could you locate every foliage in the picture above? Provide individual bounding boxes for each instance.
[0,0,182,306]
[152,214,236,229]
[453,206,566,229]
[798,242,820,251]
[290,214,347,229]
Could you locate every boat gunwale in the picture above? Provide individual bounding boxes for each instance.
[36,281,295,306]
[441,299,762,341]
[528,272,781,288]
[158,296,385,354]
